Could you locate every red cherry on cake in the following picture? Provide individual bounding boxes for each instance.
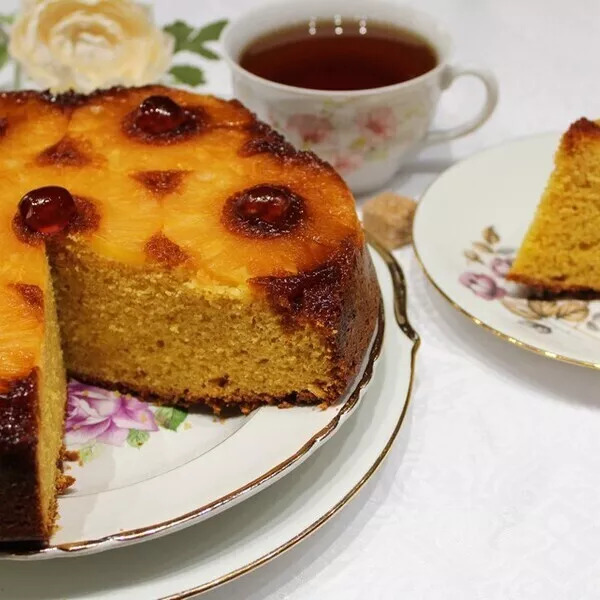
[133,95,188,135]
[236,185,294,225]
[224,184,304,237]
[18,186,76,235]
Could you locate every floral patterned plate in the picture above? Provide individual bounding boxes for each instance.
[2,247,385,561]
[414,132,600,369]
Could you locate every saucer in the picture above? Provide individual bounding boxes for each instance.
[414,132,600,369]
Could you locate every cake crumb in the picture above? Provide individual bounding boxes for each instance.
[57,474,76,493]
[363,192,417,249]
[63,449,79,462]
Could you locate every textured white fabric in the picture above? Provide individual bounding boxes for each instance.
[199,0,600,598]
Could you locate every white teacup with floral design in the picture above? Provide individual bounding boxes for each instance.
[222,0,498,194]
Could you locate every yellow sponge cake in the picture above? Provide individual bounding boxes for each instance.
[508,118,600,292]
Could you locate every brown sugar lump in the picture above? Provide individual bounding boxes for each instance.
[363,192,417,250]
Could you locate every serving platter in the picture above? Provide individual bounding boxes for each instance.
[414,132,600,369]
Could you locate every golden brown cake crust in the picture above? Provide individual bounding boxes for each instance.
[66,373,339,415]
[251,240,380,399]
[561,117,600,155]
[506,272,600,295]
[0,370,45,541]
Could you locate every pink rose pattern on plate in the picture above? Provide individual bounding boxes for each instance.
[67,381,159,446]
[66,381,189,459]
[459,226,597,336]
[459,272,506,300]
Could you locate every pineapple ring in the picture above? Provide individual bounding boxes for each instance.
[0,92,68,170]
[67,85,254,173]
[163,154,361,285]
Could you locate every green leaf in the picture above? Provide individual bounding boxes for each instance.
[155,406,188,431]
[163,20,194,53]
[79,443,100,464]
[0,14,14,26]
[169,65,205,87]
[192,19,228,43]
[185,42,220,60]
[127,429,150,448]
[0,45,8,71]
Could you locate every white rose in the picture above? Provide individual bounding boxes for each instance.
[9,0,174,93]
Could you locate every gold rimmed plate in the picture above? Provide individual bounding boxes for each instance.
[414,132,600,369]
[0,242,418,597]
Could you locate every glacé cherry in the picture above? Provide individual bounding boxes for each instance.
[133,95,188,135]
[18,186,76,235]
[225,184,304,237]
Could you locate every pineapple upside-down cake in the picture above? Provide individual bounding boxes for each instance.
[0,85,380,543]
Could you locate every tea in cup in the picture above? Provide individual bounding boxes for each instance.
[222,0,498,194]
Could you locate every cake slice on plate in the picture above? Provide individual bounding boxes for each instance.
[0,86,380,542]
[508,118,600,293]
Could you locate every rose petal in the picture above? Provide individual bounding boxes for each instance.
[459,272,478,287]
[86,394,123,418]
[96,422,130,446]
[9,0,174,93]
[113,404,158,432]
[65,418,111,445]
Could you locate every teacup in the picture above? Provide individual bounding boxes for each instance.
[222,0,498,195]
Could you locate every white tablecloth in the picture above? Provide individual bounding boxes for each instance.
[7,0,600,596]
[200,0,600,598]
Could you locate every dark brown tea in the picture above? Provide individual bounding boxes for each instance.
[239,20,438,91]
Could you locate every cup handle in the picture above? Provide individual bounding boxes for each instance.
[423,65,499,146]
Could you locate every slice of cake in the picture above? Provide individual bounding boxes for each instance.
[0,86,380,542]
[0,191,70,541]
[508,118,600,292]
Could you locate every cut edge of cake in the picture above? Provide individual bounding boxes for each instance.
[49,235,379,415]
[0,266,70,542]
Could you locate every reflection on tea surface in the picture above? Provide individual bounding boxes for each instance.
[239,18,438,91]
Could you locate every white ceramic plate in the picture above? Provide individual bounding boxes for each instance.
[414,132,600,369]
[0,243,417,597]
[0,246,388,561]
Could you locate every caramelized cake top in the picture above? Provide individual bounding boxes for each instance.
[0,85,365,384]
